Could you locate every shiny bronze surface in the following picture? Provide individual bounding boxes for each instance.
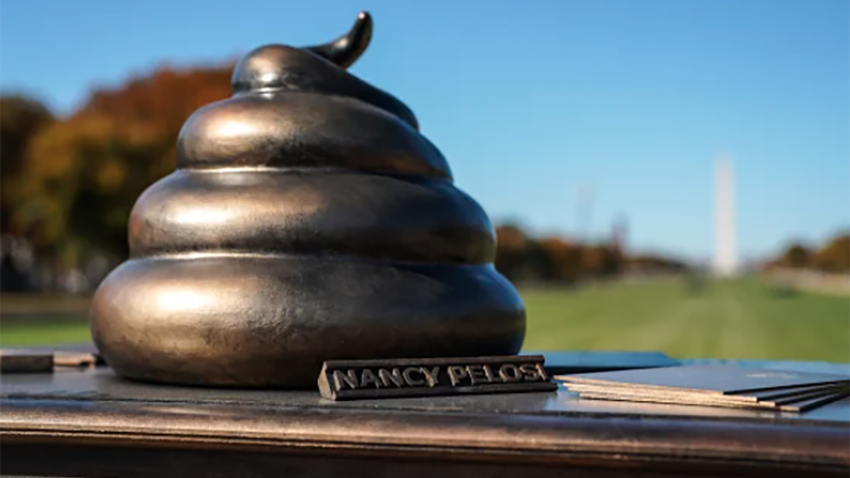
[2,368,849,477]
[89,12,525,388]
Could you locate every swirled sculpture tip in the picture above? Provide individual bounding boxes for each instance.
[306,11,373,69]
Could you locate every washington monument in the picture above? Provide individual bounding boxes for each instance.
[713,155,738,277]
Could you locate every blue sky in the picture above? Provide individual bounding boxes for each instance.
[1,0,847,260]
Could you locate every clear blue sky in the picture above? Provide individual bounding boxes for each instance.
[1,0,847,261]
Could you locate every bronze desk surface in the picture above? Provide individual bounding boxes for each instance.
[1,366,848,478]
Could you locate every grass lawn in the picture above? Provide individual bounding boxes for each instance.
[1,277,848,362]
[523,277,849,362]
[0,317,92,346]
[0,292,91,347]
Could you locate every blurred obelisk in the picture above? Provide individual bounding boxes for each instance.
[713,155,738,277]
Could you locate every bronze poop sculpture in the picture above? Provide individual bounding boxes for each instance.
[90,12,526,388]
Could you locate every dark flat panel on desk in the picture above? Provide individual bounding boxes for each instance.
[684,358,850,376]
[528,350,680,374]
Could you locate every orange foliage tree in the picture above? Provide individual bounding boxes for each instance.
[538,237,583,282]
[494,224,626,283]
[9,65,233,262]
[0,95,54,234]
[812,234,850,273]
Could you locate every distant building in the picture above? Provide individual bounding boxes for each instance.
[713,156,738,277]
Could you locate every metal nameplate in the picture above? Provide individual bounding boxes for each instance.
[318,355,557,401]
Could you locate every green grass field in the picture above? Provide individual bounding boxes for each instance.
[0,293,91,346]
[523,278,849,362]
[1,277,848,362]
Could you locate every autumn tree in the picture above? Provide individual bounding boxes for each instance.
[580,244,622,277]
[0,95,54,234]
[777,242,812,269]
[494,224,533,281]
[0,95,56,290]
[9,64,233,264]
[813,233,850,273]
[626,254,689,274]
[538,237,582,282]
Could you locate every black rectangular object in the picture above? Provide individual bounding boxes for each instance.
[530,350,680,375]
[318,355,557,401]
[0,350,53,374]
